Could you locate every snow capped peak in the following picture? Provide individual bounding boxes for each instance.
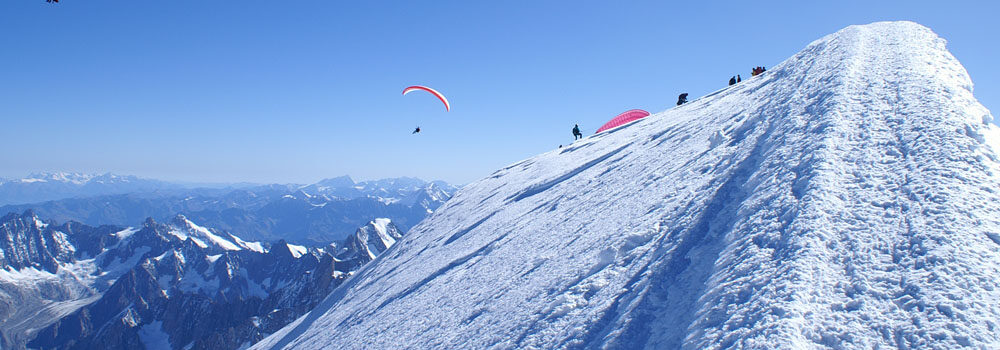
[168,214,189,224]
[287,243,308,258]
[0,172,179,206]
[355,218,401,260]
[328,219,404,271]
[253,22,1000,349]
[23,172,95,184]
[370,218,392,234]
[270,240,309,259]
[228,233,265,253]
[0,210,47,231]
[17,172,138,185]
[166,215,241,251]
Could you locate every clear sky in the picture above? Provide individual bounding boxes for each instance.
[2,0,997,185]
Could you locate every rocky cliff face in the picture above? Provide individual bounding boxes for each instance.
[334,218,404,272]
[0,211,123,348]
[0,211,405,350]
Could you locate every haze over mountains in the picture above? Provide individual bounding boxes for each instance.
[0,172,184,206]
[0,174,457,244]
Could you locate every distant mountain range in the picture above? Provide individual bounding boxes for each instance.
[0,173,455,348]
[0,174,459,244]
[0,172,187,206]
[0,210,405,350]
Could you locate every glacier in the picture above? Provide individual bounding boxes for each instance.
[253,21,1000,349]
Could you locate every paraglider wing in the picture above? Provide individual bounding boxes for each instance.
[595,109,651,133]
[402,85,450,111]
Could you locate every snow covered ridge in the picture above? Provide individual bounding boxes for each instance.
[253,21,1000,350]
[168,214,248,251]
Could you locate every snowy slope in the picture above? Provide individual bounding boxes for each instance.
[253,21,1000,349]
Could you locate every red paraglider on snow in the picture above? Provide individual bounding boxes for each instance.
[402,85,450,111]
[595,109,651,134]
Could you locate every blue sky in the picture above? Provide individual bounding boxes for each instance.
[1,0,997,184]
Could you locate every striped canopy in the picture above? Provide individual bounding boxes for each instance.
[402,85,450,111]
[595,109,650,133]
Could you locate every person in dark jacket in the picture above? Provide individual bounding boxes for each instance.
[677,93,689,106]
[572,124,582,140]
[737,74,742,83]
[729,76,736,85]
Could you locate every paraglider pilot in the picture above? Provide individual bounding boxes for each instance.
[572,124,582,140]
[412,127,421,134]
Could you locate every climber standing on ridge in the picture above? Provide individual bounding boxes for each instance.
[572,124,582,140]
[729,76,737,86]
[737,74,742,83]
[677,93,688,106]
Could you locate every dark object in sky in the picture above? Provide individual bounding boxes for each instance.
[46,0,58,2]
[412,127,421,134]
[677,93,688,105]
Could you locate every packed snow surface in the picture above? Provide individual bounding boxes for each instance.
[254,22,1000,349]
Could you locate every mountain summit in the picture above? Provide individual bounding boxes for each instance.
[254,22,1000,349]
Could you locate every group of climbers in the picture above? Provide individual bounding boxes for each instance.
[728,75,743,86]
[570,64,768,141]
[730,66,767,86]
